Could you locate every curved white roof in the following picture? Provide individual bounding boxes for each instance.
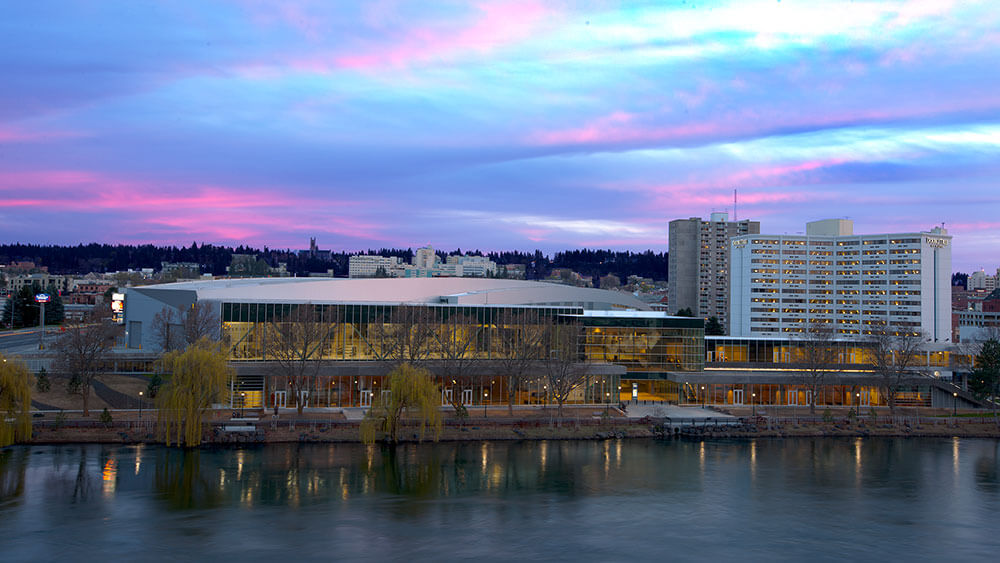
[138,277,651,311]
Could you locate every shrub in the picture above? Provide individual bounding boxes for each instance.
[36,367,51,393]
[99,407,113,427]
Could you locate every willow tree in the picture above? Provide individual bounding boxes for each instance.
[361,364,442,444]
[0,354,32,447]
[157,338,233,447]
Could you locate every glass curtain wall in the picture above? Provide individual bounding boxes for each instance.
[223,303,632,408]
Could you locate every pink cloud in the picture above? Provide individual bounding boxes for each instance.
[0,168,390,245]
[234,1,557,76]
[530,112,720,145]
[336,1,554,70]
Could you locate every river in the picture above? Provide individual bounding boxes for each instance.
[2,438,999,561]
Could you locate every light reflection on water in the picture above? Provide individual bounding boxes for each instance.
[1,438,999,561]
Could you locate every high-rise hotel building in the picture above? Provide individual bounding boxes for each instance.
[730,219,952,341]
[669,212,760,329]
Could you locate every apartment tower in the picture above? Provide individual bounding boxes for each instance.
[668,212,760,329]
[729,219,952,341]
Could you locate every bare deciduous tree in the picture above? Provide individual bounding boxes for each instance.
[492,309,549,414]
[266,304,339,414]
[183,301,219,344]
[541,323,588,425]
[797,322,838,414]
[151,307,183,352]
[372,305,437,365]
[430,312,482,415]
[151,301,219,352]
[868,329,926,416]
[53,305,122,416]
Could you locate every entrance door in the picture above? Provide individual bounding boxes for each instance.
[273,391,286,408]
[297,391,309,409]
[860,389,872,407]
[360,390,373,407]
[787,389,799,405]
[442,388,453,406]
[461,389,473,406]
[804,390,813,406]
[733,388,744,405]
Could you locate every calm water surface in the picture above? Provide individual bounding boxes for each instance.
[2,438,999,561]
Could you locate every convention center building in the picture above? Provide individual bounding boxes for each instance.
[124,278,704,409]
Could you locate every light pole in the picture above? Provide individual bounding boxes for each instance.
[701,386,706,408]
[752,392,756,416]
[34,293,50,350]
[240,392,246,418]
[484,392,488,418]
[138,391,143,421]
[953,392,958,416]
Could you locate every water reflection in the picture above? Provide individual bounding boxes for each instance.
[974,442,999,493]
[0,448,27,505]
[2,439,1000,560]
[154,450,225,510]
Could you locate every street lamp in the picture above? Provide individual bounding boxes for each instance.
[240,392,246,418]
[953,391,958,416]
[484,392,488,418]
[752,392,757,416]
[701,386,706,408]
[138,391,143,421]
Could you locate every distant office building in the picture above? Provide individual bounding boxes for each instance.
[967,268,998,292]
[349,246,497,279]
[348,255,402,278]
[730,219,952,341]
[668,212,760,330]
[8,273,74,294]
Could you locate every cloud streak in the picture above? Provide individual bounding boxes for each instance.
[0,1,998,270]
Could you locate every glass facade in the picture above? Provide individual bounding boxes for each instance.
[704,337,966,370]
[220,303,704,409]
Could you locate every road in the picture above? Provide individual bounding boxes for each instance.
[0,327,59,355]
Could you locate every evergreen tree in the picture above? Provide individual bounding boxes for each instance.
[43,283,64,325]
[704,316,725,336]
[969,338,1000,424]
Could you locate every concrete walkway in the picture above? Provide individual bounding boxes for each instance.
[623,403,736,421]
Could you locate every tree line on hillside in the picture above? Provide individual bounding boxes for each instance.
[0,243,668,281]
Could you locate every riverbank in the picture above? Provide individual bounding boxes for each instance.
[26,416,1000,444]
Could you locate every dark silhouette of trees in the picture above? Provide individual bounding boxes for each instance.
[0,244,670,281]
[704,316,724,336]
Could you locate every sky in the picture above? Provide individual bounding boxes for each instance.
[1,1,998,272]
